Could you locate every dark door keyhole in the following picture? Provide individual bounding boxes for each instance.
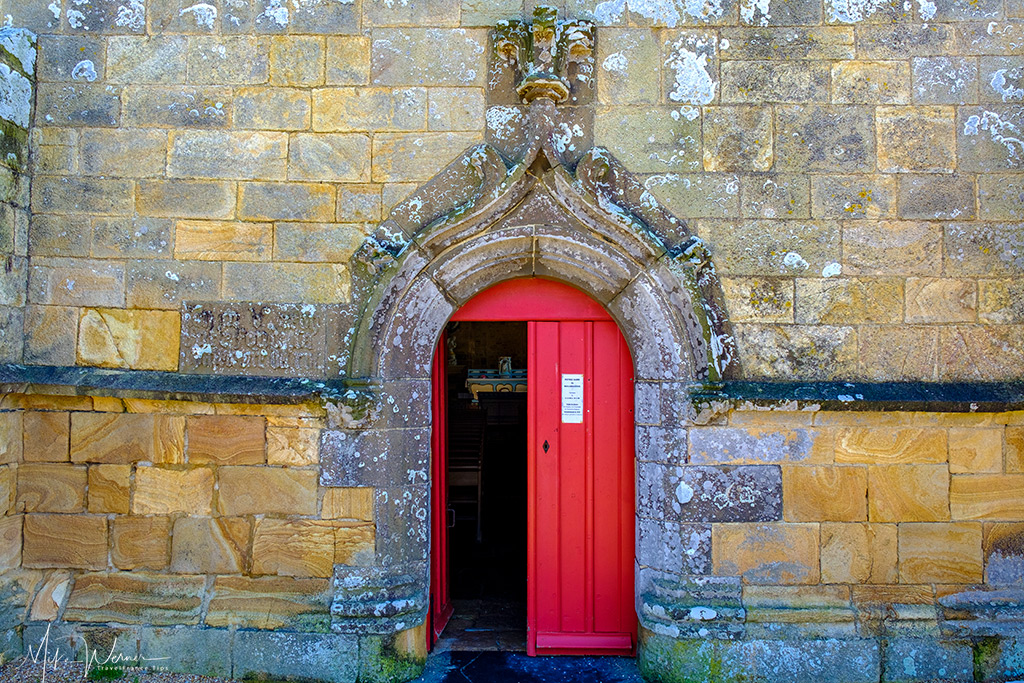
[543,440,549,453]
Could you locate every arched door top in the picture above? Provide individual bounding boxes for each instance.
[452,278,612,322]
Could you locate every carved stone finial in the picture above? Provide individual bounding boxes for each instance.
[493,5,593,105]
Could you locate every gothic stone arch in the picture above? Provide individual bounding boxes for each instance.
[322,11,736,639]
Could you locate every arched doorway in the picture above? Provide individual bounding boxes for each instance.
[430,278,636,656]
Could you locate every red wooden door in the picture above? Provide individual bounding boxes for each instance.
[432,278,636,656]
[429,333,453,648]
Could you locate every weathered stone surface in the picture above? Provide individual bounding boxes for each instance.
[0,466,12,515]
[594,107,701,173]
[951,474,1024,520]
[0,516,21,570]
[842,221,942,276]
[899,523,983,583]
[699,219,840,276]
[274,222,365,263]
[712,523,820,584]
[949,428,1002,474]
[811,175,896,220]
[238,181,336,221]
[267,427,319,466]
[92,216,174,259]
[180,303,327,376]
[721,27,854,61]
[741,175,810,219]
[36,83,120,127]
[233,631,358,683]
[884,639,974,683]
[252,519,373,577]
[327,37,370,85]
[832,61,910,104]
[64,573,204,626]
[170,517,249,574]
[774,105,874,172]
[722,61,828,103]
[173,220,272,261]
[136,179,235,220]
[132,467,213,515]
[821,522,898,584]
[979,174,1024,222]
[323,487,375,521]
[904,278,977,324]
[945,223,1024,277]
[206,576,331,630]
[911,56,979,105]
[596,29,661,105]
[783,466,867,522]
[121,85,231,128]
[36,34,105,82]
[22,305,77,365]
[337,185,381,222]
[266,36,324,86]
[720,277,794,323]
[71,413,184,464]
[16,463,86,513]
[312,88,424,133]
[321,429,430,488]
[217,466,317,516]
[1010,427,1024,472]
[958,106,1024,172]
[287,134,370,183]
[857,326,938,381]
[30,570,73,621]
[106,36,186,84]
[87,464,129,512]
[111,517,170,571]
[835,427,946,464]
[876,106,956,174]
[637,520,711,575]
[371,132,484,183]
[23,411,69,462]
[77,308,181,372]
[186,37,268,85]
[79,129,167,178]
[984,523,1024,584]
[689,426,829,464]
[644,464,782,522]
[138,627,231,678]
[731,324,857,379]
[869,465,950,522]
[795,278,902,324]
[233,87,310,131]
[23,514,107,569]
[938,325,1024,381]
[0,413,22,465]
[187,415,265,465]
[29,257,124,308]
[648,174,740,219]
[899,174,976,220]
[371,29,486,87]
[168,130,287,180]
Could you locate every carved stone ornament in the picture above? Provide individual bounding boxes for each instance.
[349,5,737,391]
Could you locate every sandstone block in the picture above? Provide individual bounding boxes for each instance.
[217,467,317,516]
[77,308,181,372]
[168,130,287,180]
[32,176,132,216]
[0,516,21,570]
[712,523,820,584]
[856,24,956,60]
[222,262,349,304]
[186,37,269,85]
[30,569,73,621]
[1009,426,1024,472]
[64,572,204,625]
[835,427,947,464]
[270,36,325,86]
[949,428,1002,474]
[16,464,86,513]
[810,176,896,220]
[111,517,170,571]
[795,278,902,324]
[365,0,459,26]
[187,415,265,465]
[841,221,942,276]
[899,522,983,583]
[36,35,106,82]
[832,61,910,104]
[944,223,1024,278]
[876,106,956,173]
[428,88,485,131]
[23,514,107,570]
[371,29,486,87]
[312,87,425,132]
[106,36,187,84]
[92,216,174,259]
[88,464,130,513]
[170,517,249,574]
[234,87,311,131]
[979,174,1024,221]
[121,85,231,129]
[29,215,89,258]
[72,413,184,464]
[322,487,374,521]
[783,466,867,522]
[0,466,12,515]
[35,83,120,127]
[326,37,370,86]
[173,220,272,261]
[125,260,222,310]
[740,175,810,219]
[705,108,770,172]
[23,305,78,365]
[899,174,977,220]
[274,222,365,263]
[594,107,701,173]
[29,258,124,308]
[233,632,358,683]
[720,277,794,323]
[136,179,236,220]
[371,132,484,183]
[0,412,22,464]
[983,523,1024,584]
[267,427,319,466]
[132,467,213,515]
[938,325,1024,382]
[821,523,898,584]
[731,324,857,380]
[596,29,661,105]
[911,56,979,105]
[288,133,370,182]
[904,278,977,323]
[688,427,831,465]
[868,464,949,522]
[206,576,331,630]
[649,175,740,219]
[721,61,828,103]
[23,411,69,462]
[251,519,335,577]
[721,27,854,61]
[238,182,335,222]
[774,105,874,173]
[951,475,1024,520]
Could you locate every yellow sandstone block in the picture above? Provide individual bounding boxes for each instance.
[712,523,820,585]
[836,427,947,464]
[868,464,949,522]
[949,427,1003,474]
[783,466,867,522]
[322,487,374,521]
[951,475,1024,520]
[821,523,898,584]
[132,467,214,515]
[899,522,982,584]
[77,308,181,372]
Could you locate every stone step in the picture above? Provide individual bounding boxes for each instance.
[331,594,426,619]
[640,594,746,625]
[649,576,743,608]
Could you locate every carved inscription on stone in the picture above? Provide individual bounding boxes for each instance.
[180,304,326,376]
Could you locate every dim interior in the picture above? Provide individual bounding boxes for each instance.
[439,320,528,651]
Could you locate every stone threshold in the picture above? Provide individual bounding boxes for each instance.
[1,364,1022,412]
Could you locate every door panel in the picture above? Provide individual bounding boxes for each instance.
[528,318,636,655]
[429,333,453,648]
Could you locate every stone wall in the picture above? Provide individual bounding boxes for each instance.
[0,392,425,681]
[0,27,35,363]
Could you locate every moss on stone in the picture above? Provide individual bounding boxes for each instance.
[973,635,1001,681]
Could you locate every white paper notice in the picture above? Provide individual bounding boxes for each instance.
[561,374,584,423]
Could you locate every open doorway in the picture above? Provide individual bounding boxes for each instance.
[435,321,528,651]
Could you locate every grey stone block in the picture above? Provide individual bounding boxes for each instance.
[676,465,782,522]
[883,638,974,683]
[233,631,358,683]
[139,627,232,678]
[320,429,430,488]
[637,520,711,575]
